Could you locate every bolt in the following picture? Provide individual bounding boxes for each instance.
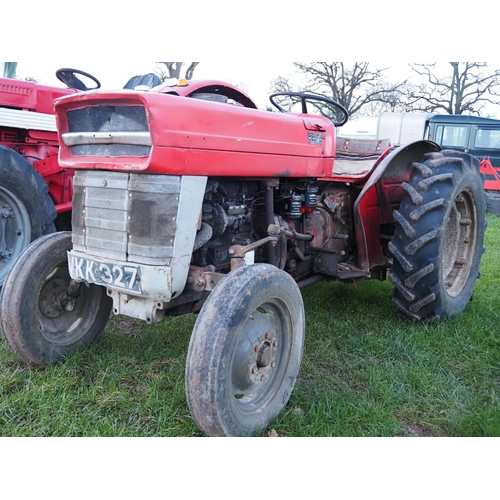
[1,207,13,218]
[270,361,276,368]
[265,332,271,340]
[65,299,76,312]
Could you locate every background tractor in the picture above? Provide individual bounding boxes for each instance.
[0,67,164,287]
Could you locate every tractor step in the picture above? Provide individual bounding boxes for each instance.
[337,263,371,280]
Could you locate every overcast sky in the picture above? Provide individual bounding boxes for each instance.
[14,61,414,111]
[11,61,500,118]
[13,61,297,109]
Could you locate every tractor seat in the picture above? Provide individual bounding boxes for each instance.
[123,73,163,91]
[333,137,391,176]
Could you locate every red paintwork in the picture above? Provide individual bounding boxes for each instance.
[0,77,76,113]
[0,77,76,214]
[353,140,441,270]
[480,157,500,191]
[54,81,407,272]
[55,89,337,178]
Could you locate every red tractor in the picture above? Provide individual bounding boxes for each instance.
[0,69,104,286]
[0,68,163,287]
[0,79,486,436]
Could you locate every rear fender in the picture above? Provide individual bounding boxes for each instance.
[353,140,441,271]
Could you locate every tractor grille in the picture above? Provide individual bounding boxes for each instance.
[63,105,151,156]
[72,170,181,265]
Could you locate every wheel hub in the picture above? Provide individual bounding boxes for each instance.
[443,190,477,297]
[0,186,31,284]
[249,333,278,384]
[256,340,273,369]
[232,313,280,396]
[39,278,70,318]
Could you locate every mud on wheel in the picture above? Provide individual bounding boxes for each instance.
[0,232,112,365]
[389,150,486,321]
[0,145,56,288]
[185,264,305,437]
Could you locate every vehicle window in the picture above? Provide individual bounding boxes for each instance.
[436,125,468,148]
[474,128,500,149]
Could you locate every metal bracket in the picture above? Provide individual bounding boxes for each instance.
[229,236,278,270]
[0,205,14,260]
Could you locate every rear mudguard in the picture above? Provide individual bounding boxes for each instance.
[353,140,441,271]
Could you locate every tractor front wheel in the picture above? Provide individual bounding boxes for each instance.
[0,232,112,365]
[185,264,305,436]
[389,150,486,321]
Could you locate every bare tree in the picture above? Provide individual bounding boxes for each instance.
[270,62,409,118]
[156,62,199,81]
[407,63,500,115]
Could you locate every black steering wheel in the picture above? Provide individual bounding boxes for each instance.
[269,92,349,127]
[56,68,101,91]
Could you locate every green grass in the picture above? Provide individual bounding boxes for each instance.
[1,216,500,437]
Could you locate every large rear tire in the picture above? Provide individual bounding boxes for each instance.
[0,145,56,287]
[389,150,486,321]
[185,264,305,436]
[0,232,112,365]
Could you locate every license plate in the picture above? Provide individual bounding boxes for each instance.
[68,253,142,293]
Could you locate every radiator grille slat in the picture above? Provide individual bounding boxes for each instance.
[72,171,181,265]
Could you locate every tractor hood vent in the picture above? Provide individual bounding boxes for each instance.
[63,105,151,156]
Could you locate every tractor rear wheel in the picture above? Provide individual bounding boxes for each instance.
[0,145,56,288]
[185,264,305,436]
[389,150,486,321]
[0,232,112,365]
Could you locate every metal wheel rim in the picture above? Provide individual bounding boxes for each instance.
[442,189,477,297]
[36,264,101,346]
[0,186,31,283]
[230,298,292,414]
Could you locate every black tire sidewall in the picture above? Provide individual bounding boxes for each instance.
[0,145,56,240]
[390,152,486,321]
[221,270,304,434]
[0,232,111,365]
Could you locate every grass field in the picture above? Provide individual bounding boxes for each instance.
[1,215,499,437]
